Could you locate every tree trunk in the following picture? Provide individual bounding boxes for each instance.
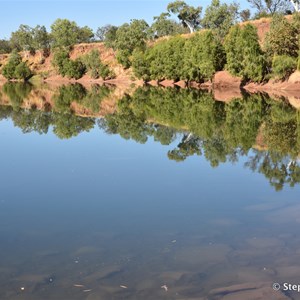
[290,0,300,12]
[184,21,195,33]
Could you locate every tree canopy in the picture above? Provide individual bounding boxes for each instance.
[167,0,202,33]
[50,19,94,48]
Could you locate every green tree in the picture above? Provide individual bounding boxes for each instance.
[10,25,34,56]
[96,25,118,44]
[167,0,202,33]
[272,55,297,79]
[14,62,32,81]
[114,19,149,67]
[247,0,291,15]
[64,59,86,80]
[78,26,95,43]
[2,50,32,81]
[224,24,267,82]
[264,14,298,58]
[2,50,22,80]
[103,26,118,48]
[183,30,226,81]
[52,49,86,79]
[240,9,251,22]
[132,49,151,81]
[148,36,186,81]
[52,49,70,76]
[81,49,114,79]
[51,19,94,48]
[150,13,186,38]
[32,25,50,54]
[0,39,12,54]
[201,0,239,40]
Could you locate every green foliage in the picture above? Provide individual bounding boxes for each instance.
[240,9,251,22]
[32,25,50,52]
[132,49,151,81]
[53,84,87,113]
[2,50,32,81]
[292,13,300,51]
[103,26,118,48]
[272,55,297,79]
[9,24,50,55]
[183,30,226,81]
[114,19,149,67]
[51,19,94,48]
[247,0,290,15]
[0,39,12,54]
[264,14,298,58]
[53,113,95,139]
[2,82,300,190]
[52,50,86,79]
[79,84,114,113]
[2,50,22,80]
[224,24,267,82]
[150,13,186,38]
[201,0,239,40]
[2,82,32,110]
[14,62,32,81]
[64,59,86,80]
[52,49,70,76]
[10,25,34,53]
[148,36,186,81]
[100,94,149,143]
[133,31,225,82]
[96,25,118,46]
[82,49,114,79]
[167,0,202,33]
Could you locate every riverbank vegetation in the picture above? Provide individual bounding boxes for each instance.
[0,0,300,84]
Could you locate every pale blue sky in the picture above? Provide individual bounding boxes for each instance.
[0,0,250,39]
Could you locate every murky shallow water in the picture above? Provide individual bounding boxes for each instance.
[1,84,300,299]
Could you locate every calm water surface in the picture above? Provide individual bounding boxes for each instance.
[0,83,300,299]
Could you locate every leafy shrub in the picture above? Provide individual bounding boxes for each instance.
[14,62,32,80]
[2,50,32,81]
[64,59,86,80]
[132,31,224,82]
[52,50,70,76]
[264,15,298,58]
[183,30,225,81]
[272,55,297,80]
[82,49,115,79]
[116,49,132,69]
[132,49,151,81]
[52,50,86,79]
[224,24,267,82]
[114,19,149,68]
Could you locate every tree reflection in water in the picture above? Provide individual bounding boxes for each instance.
[1,83,300,190]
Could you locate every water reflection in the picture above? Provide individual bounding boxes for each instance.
[1,83,300,299]
[1,83,300,190]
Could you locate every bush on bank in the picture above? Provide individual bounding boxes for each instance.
[272,55,297,80]
[132,31,226,82]
[2,50,32,81]
[52,49,114,80]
